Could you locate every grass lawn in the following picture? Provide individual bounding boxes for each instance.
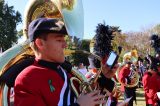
[118,88,145,106]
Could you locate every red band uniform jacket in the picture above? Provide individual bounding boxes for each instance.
[14,59,115,106]
[149,72,160,106]
[118,65,131,92]
[142,71,155,105]
[14,59,75,106]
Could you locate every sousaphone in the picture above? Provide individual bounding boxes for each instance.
[116,49,139,88]
[0,0,84,105]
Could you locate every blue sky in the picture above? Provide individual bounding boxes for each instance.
[5,0,160,39]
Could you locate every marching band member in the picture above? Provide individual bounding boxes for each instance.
[14,18,118,106]
[142,56,160,106]
[149,60,160,106]
[87,57,129,106]
[142,65,157,106]
[119,61,136,106]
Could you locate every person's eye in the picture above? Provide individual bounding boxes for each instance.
[57,40,65,42]
[56,39,62,42]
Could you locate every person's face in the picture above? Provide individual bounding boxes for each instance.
[126,63,131,68]
[37,33,67,63]
[79,64,84,68]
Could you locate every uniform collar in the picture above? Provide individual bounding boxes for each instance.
[36,59,65,80]
[36,59,61,71]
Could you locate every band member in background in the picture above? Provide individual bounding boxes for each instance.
[119,61,136,106]
[149,68,160,106]
[142,64,157,106]
[142,57,160,106]
[14,18,119,106]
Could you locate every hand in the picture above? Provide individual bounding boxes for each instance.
[112,89,121,98]
[101,63,119,78]
[76,90,106,106]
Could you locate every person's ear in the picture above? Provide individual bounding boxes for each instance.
[35,38,44,50]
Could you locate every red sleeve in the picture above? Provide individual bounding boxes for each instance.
[142,73,150,92]
[143,73,156,98]
[119,67,127,84]
[142,73,154,98]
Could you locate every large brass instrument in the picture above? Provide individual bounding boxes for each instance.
[116,64,139,88]
[0,0,84,75]
[0,0,104,105]
[116,50,139,88]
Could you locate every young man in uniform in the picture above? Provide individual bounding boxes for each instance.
[142,65,157,106]
[119,61,136,106]
[149,68,160,106]
[14,18,117,106]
